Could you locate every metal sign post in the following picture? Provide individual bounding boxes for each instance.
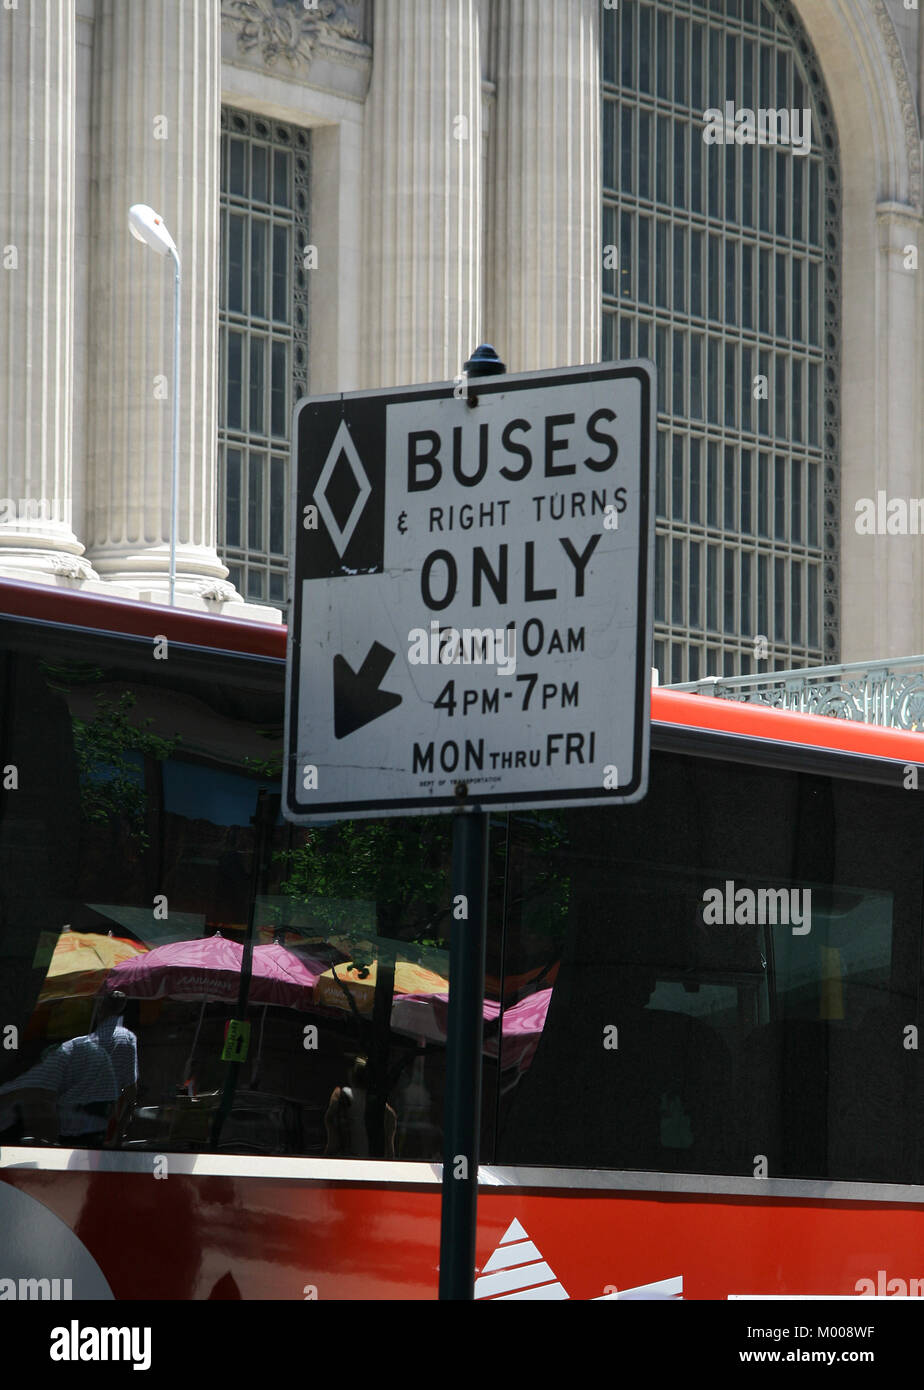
[437,346,504,1300]
[439,806,489,1299]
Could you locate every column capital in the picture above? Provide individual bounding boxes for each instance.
[876,200,924,229]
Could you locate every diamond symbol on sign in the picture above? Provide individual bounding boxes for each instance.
[313,419,372,558]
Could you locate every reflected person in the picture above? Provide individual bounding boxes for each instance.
[92,989,139,1143]
[325,1056,397,1158]
[0,1033,118,1147]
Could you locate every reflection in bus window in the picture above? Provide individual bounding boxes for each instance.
[3,621,924,1187]
[0,637,464,1162]
[494,754,922,1185]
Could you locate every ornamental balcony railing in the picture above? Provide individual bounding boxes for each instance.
[666,657,924,730]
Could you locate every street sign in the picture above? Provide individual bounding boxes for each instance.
[284,360,654,822]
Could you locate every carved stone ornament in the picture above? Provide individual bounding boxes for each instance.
[50,555,96,580]
[870,0,923,209]
[188,577,239,603]
[222,0,361,69]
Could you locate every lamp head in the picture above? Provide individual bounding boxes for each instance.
[128,204,178,258]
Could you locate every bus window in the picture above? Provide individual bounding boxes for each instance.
[493,749,924,1185]
[767,889,893,1022]
[0,629,471,1162]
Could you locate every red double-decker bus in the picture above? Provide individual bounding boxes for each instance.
[1,579,922,1300]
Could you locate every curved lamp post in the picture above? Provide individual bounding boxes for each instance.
[128,204,181,606]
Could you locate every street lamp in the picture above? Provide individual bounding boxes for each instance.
[128,203,181,606]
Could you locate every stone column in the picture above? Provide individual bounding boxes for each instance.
[487,0,601,373]
[85,0,237,603]
[0,0,95,580]
[841,202,924,659]
[359,0,482,389]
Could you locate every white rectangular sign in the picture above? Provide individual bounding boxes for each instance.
[284,361,654,821]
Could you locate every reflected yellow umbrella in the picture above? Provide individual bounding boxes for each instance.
[37,928,148,1004]
[315,959,449,1016]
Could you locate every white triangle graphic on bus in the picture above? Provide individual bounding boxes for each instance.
[474,1219,682,1301]
[499,1217,528,1243]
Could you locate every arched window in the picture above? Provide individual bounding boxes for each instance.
[602,0,840,680]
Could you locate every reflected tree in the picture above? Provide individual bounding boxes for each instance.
[72,691,178,848]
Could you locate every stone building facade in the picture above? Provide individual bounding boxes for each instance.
[0,0,922,665]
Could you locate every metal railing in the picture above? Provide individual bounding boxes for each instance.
[666,657,924,730]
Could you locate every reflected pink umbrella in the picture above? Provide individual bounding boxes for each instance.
[391,987,552,1069]
[103,934,331,1085]
[103,934,327,1008]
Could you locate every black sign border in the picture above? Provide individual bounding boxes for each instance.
[284,360,654,821]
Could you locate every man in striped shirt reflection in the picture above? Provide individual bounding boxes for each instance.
[0,991,137,1147]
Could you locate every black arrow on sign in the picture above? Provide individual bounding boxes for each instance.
[333,641,402,739]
